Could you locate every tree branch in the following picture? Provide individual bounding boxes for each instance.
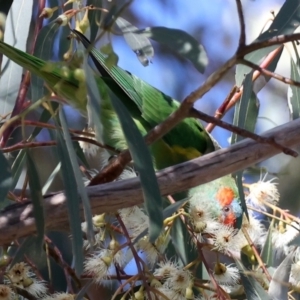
[236,0,245,48]
[1,118,300,246]
[239,58,300,87]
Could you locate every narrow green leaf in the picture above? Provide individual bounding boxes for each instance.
[163,198,188,219]
[235,172,247,226]
[260,224,273,267]
[138,26,208,73]
[268,249,295,300]
[0,0,33,116]
[56,119,83,275]
[231,71,259,222]
[232,70,260,144]
[235,258,271,300]
[42,162,61,195]
[26,150,45,251]
[31,22,60,101]
[109,92,163,242]
[86,0,101,42]
[116,17,154,66]
[82,59,103,145]
[75,280,93,300]
[236,0,300,86]
[170,218,189,265]
[59,108,95,247]
[102,2,131,30]
[253,46,283,94]
[0,151,12,208]
[11,149,26,190]
[288,58,300,120]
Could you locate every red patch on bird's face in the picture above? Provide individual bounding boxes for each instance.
[216,187,235,206]
[222,213,236,226]
[220,205,237,226]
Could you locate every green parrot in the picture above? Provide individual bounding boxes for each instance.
[0,31,242,226]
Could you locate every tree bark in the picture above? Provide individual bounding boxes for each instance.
[0,118,300,245]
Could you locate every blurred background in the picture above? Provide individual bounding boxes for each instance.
[1,0,299,213]
[1,0,300,294]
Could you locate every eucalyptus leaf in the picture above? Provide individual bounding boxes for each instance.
[236,0,300,86]
[42,162,61,195]
[268,248,295,300]
[163,198,188,219]
[138,26,208,73]
[253,46,283,94]
[56,119,84,275]
[261,224,273,267]
[0,0,33,115]
[116,17,154,66]
[102,2,131,30]
[109,92,163,242]
[232,70,259,144]
[170,217,189,265]
[11,148,26,190]
[235,172,247,226]
[87,0,101,42]
[26,150,45,251]
[0,150,12,208]
[235,258,271,300]
[31,22,60,102]
[59,108,95,248]
[288,58,300,120]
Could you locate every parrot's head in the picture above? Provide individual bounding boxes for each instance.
[215,187,243,227]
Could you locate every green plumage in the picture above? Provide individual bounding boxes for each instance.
[0,32,243,225]
[0,33,214,170]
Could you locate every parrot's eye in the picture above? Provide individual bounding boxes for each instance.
[222,206,231,213]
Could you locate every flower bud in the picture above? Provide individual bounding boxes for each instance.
[101,255,112,267]
[55,14,70,26]
[39,7,58,19]
[93,214,106,227]
[133,286,144,300]
[64,0,76,6]
[76,10,90,34]
[74,68,86,82]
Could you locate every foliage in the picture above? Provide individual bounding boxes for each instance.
[0,1,300,300]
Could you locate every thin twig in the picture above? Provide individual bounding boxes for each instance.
[89,56,238,186]
[240,33,300,57]
[236,0,246,48]
[2,136,115,153]
[240,58,300,87]
[241,227,272,281]
[89,31,300,185]
[0,0,46,147]
[189,108,297,157]
[1,118,300,245]
[44,236,81,290]
[206,45,284,132]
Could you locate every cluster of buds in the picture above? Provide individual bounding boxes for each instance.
[4,262,47,298]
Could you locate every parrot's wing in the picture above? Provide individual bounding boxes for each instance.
[0,41,88,112]
[73,30,215,163]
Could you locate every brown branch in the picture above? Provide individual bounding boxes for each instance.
[241,33,300,56]
[2,137,113,153]
[189,108,297,157]
[44,236,81,290]
[206,45,284,132]
[88,56,238,186]
[89,31,300,185]
[0,118,300,246]
[239,58,300,87]
[236,0,245,48]
[0,1,46,148]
